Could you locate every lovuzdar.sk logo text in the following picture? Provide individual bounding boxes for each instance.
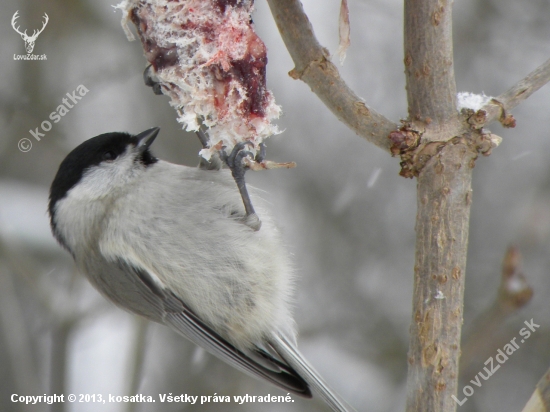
[12,10,48,61]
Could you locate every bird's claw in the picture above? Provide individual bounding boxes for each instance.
[222,142,262,231]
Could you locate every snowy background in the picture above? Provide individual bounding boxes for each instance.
[1,0,550,411]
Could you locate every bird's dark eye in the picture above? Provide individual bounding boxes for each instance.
[102,151,117,161]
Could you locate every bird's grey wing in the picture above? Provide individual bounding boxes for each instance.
[115,259,312,398]
[82,255,167,323]
[268,334,353,412]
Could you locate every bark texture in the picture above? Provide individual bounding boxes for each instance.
[404,0,460,137]
[407,140,476,412]
[522,367,550,412]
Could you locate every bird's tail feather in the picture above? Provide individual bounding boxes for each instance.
[269,334,355,412]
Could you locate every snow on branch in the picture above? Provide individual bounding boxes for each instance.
[456,92,493,112]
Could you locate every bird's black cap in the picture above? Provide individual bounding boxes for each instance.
[48,128,160,237]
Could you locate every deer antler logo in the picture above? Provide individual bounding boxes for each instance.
[12,11,49,54]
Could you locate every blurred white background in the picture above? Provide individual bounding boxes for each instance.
[1,0,550,411]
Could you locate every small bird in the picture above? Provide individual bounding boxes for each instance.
[48,127,350,411]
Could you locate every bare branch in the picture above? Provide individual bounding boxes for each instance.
[404,0,460,136]
[406,140,477,412]
[243,157,296,171]
[460,246,533,378]
[266,0,398,151]
[521,366,550,412]
[404,2,468,410]
[480,58,550,127]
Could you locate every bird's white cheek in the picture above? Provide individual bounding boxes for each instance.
[54,196,108,252]
[75,156,138,199]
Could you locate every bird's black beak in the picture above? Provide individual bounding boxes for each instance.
[136,127,160,153]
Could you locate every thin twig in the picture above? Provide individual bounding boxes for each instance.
[481,58,550,127]
[521,367,550,412]
[266,0,398,151]
[460,246,533,379]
